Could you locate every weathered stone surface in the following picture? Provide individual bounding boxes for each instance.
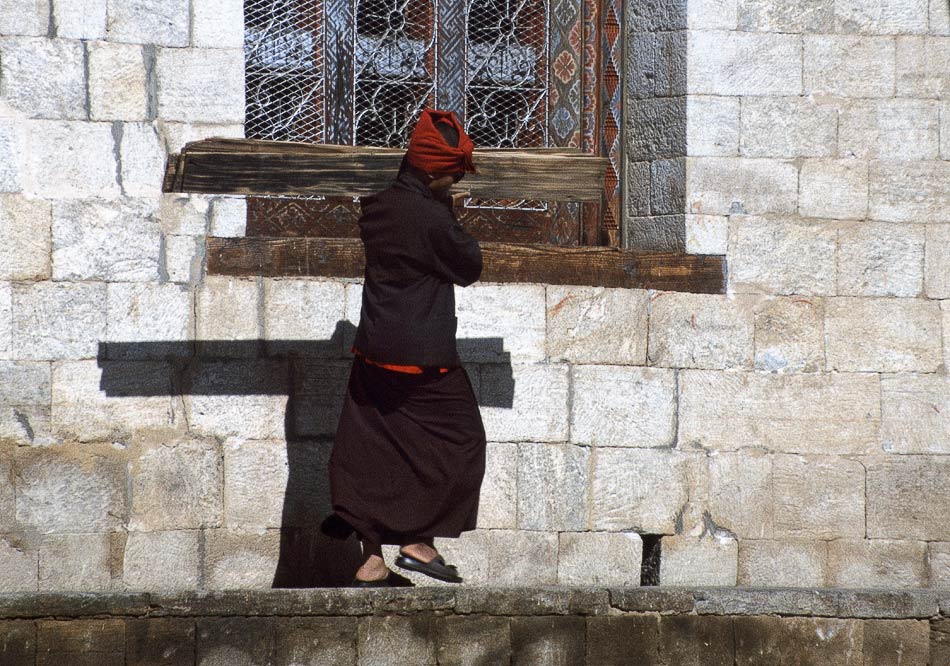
[0,536,37,592]
[222,439,288,529]
[835,0,929,34]
[660,535,738,586]
[159,122,245,154]
[38,533,111,592]
[741,97,837,159]
[14,445,127,534]
[625,33,657,101]
[130,438,222,530]
[486,530,559,587]
[625,98,687,161]
[587,616,659,665]
[737,0,834,32]
[0,121,23,193]
[753,296,824,373]
[0,620,36,666]
[934,0,950,34]
[572,365,675,447]
[0,284,9,361]
[0,0,48,34]
[204,529,281,589]
[882,375,950,454]
[839,99,940,160]
[275,617,357,666]
[23,121,119,199]
[122,530,200,590]
[105,282,192,357]
[477,442,517,529]
[51,360,179,442]
[0,362,52,445]
[196,277,261,355]
[455,284,545,363]
[517,443,588,530]
[837,222,925,297]
[689,0,738,29]
[627,0,687,31]
[733,616,863,666]
[557,532,642,586]
[608,588,695,613]
[696,588,937,618]
[685,214,728,254]
[659,615,735,666]
[871,160,950,223]
[805,35,896,97]
[799,159,869,220]
[943,301,949,370]
[648,292,756,370]
[52,198,160,282]
[120,122,166,197]
[826,539,928,588]
[930,542,950,587]
[679,371,880,455]
[546,285,649,364]
[654,31,687,97]
[156,48,245,123]
[291,360,350,438]
[164,235,202,283]
[590,448,698,532]
[944,102,950,158]
[126,617,196,666]
[689,31,802,96]
[687,158,798,216]
[511,617,586,666]
[825,297,942,372]
[0,443,14,528]
[196,617,276,666]
[106,0,190,45]
[863,619,930,666]
[160,195,211,236]
[0,195,51,280]
[53,0,106,38]
[737,539,827,587]
[868,458,950,540]
[772,454,866,539]
[263,279,345,356]
[357,616,437,666]
[184,361,288,440]
[708,449,773,539]
[686,96,739,156]
[926,224,950,298]
[209,197,247,237]
[36,619,124,666]
[651,158,686,215]
[0,38,85,119]
[480,363,569,442]
[436,615,509,666]
[624,214,687,252]
[455,586,607,614]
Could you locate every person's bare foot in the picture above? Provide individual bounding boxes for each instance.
[354,553,390,581]
[400,541,440,564]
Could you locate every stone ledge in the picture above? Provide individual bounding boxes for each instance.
[0,587,947,620]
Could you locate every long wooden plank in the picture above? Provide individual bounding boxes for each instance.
[207,237,726,293]
[164,138,609,201]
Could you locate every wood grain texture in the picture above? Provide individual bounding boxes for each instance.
[207,236,726,293]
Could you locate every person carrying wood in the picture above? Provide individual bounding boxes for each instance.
[322,110,486,587]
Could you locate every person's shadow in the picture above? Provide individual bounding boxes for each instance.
[97,320,514,587]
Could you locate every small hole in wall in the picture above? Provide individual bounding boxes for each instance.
[640,534,662,586]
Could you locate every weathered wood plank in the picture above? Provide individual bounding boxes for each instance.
[164,138,609,201]
[207,237,727,293]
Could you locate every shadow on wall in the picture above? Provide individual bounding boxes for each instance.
[97,320,514,588]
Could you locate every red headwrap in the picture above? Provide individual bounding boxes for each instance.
[405,109,476,175]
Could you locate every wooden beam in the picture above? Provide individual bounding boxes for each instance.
[163,138,609,201]
[207,237,727,294]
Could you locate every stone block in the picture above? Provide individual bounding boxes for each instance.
[930,542,950,586]
[587,616,659,666]
[105,282,192,358]
[52,360,180,442]
[263,279,345,356]
[624,214,687,252]
[651,158,686,215]
[625,33,656,100]
[510,617,585,666]
[0,121,23,192]
[0,536,37,592]
[196,617,276,666]
[159,122,245,154]
[648,292,756,370]
[835,0,929,34]
[689,0,738,29]
[479,363,569,442]
[0,361,52,445]
[429,530,558,587]
[164,234,202,284]
[945,103,950,157]
[679,370,880,455]
[275,617,357,666]
[14,445,127,534]
[625,97,687,161]
[0,283,10,361]
[52,198,160,282]
[741,97,837,159]
[660,615,735,666]
[655,31,687,97]
[156,47,245,123]
[121,530,199,590]
[659,535,738,586]
[477,441,517,529]
[184,361,288,440]
[737,539,827,587]
[53,0,107,38]
[0,444,13,528]
[126,617,196,666]
[686,96,739,157]
[870,160,950,223]
[36,619,124,666]
[708,449,773,539]
[571,365,676,447]
[589,448,698,533]
[826,539,928,588]
[737,0,834,32]
[934,0,950,34]
[120,122,166,197]
[455,284,545,363]
[733,616,863,666]
[436,616,510,666]
[753,296,825,373]
[688,31,802,96]
[160,195,211,236]
[944,301,950,369]
[839,99,940,160]
[106,0,190,45]
[837,222,925,297]
[557,532,642,586]
[799,159,869,220]
[727,217,834,295]
[192,0,245,48]
[516,442,588,531]
[863,620,930,666]
[687,158,799,216]
[546,285,648,364]
[209,197,247,237]
[926,224,950,298]
[685,214,728,254]
[627,0,688,31]
[0,194,51,280]
[772,454,866,539]
[357,616,437,666]
[805,35,896,97]
[291,360,350,438]
[0,37,85,119]
[825,297,942,373]
[38,533,111,592]
[0,0,48,34]
[867,457,950,540]
[625,160,651,216]
[196,277,261,356]
[0,620,36,666]
[24,120,120,198]
[130,438,222,530]
[223,439,288,529]
[204,528,281,589]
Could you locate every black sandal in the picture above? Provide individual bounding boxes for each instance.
[349,570,414,588]
[394,552,463,583]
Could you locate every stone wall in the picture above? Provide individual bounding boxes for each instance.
[1,0,950,594]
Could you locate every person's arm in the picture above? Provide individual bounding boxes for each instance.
[427,211,483,287]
